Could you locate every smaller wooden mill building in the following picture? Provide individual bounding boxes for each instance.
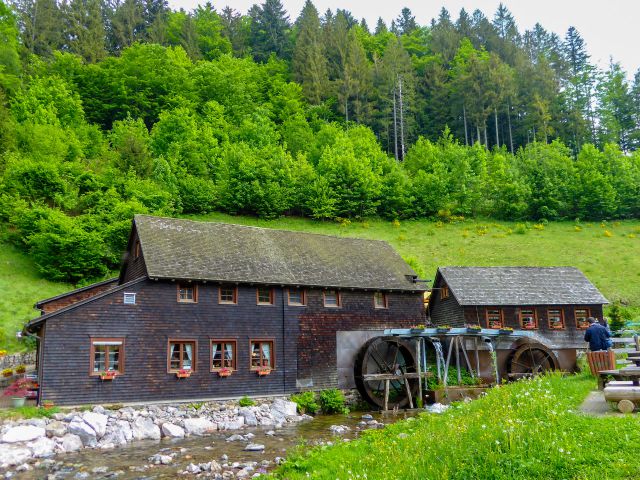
[428,266,608,373]
[27,215,426,406]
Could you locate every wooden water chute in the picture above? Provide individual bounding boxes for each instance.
[355,328,560,410]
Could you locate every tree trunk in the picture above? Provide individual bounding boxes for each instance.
[398,76,405,160]
[507,101,514,153]
[494,108,499,148]
[476,125,481,146]
[463,105,469,146]
[392,89,398,161]
[484,123,488,148]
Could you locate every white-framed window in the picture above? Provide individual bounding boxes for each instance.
[123,292,136,305]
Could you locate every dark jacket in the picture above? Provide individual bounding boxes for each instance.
[584,323,611,351]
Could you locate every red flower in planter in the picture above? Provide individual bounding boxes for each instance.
[176,369,192,379]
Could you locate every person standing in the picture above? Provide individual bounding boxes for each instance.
[584,317,611,351]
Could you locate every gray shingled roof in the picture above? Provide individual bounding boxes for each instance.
[439,266,608,306]
[134,215,422,291]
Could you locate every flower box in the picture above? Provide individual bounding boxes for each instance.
[99,371,117,381]
[409,328,425,334]
[42,400,55,409]
[257,368,271,376]
[466,326,482,334]
[499,328,514,335]
[176,369,192,379]
[218,368,232,378]
[436,326,451,334]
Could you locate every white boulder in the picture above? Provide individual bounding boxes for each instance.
[131,416,161,440]
[271,399,297,417]
[68,420,97,447]
[183,417,217,436]
[0,445,32,468]
[45,421,68,438]
[56,434,83,453]
[161,423,185,438]
[1,425,46,443]
[27,436,56,458]
[82,412,108,438]
[238,407,258,427]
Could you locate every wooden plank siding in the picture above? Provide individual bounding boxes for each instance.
[120,229,147,283]
[39,280,425,405]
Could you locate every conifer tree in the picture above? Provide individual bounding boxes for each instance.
[292,0,328,104]
[249,0,291,62]
[13,0,63,56]
[65,0,106,62]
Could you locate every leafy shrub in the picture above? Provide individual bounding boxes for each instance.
[2,368,13,377]
[319,389,348,414]
[15,365,26,374]
[291,391,319,414]
[239,396,255,407]
[514,223,528,234]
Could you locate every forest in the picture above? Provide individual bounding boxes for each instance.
[0,0,639,283]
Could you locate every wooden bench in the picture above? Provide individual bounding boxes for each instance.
[587,350,616,376]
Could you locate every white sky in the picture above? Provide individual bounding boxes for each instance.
[169,0,639,77]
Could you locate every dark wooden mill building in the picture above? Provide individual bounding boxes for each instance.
[27,215,426,406]
[428,266,608,372]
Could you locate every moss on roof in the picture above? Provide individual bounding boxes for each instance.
[134,215,422,291]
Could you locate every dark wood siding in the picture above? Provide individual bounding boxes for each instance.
[429,278,465,326]
[40,280,424,405]
[121,228,147,282]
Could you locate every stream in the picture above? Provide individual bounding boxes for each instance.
[9,411,419,479]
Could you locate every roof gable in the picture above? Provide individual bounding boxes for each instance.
[133,215,422,291]
[437,266,608,306]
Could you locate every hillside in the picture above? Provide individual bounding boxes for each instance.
[0,245,71,352]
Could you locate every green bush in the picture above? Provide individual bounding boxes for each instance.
[238,396,255,407]
[291,391,319,414]
[319,388,348,414]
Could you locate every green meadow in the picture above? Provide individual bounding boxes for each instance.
[273,374,640,480]
[2,216,640,353]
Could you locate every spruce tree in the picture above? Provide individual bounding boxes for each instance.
[292,0,328,104]
[249,0,291,62]
[65,0,107,62]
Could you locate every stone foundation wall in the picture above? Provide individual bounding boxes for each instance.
[0,352,36,370]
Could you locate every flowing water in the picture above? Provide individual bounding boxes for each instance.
[430,339,446,386]
[484,339,500,384]
[12,411,420,479]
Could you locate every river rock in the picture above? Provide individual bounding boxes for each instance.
[100,424,128,447]
[238,407,258,427]
[82,412,108,438]
[56,434,83,453]
[210,460,222,473]
[46,421,68,438]
[116,420,133,442]
[27,436,56,457]
[219,417,244,430]
[184,417,217,435]
[329,425,350,435]
[131,416,161,440]
[2,425,46,443]
[244,443,265,451]
[226,434,244,442]
[148,453,173,465]
[361,414,374,421]
[68,420,97,447]
[161,423,185,438]
[0,445,32,468]
[270,399,297,419]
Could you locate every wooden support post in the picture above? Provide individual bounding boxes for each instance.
[416,339,422,403]
[460,338,474,377]
[474,337,481,377]
[444,338,454,386]
[384,379,390,411]
[404,377,414,409]
[455,337,462,385]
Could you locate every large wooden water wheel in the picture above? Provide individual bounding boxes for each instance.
[507,343,559,379]
[354,336,418,409]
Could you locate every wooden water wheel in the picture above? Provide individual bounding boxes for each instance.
[507,343,559,379]
[354,336,418,409]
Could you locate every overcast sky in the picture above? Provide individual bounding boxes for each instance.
[169,0,639,77]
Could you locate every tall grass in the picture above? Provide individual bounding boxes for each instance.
[274,374,640,479]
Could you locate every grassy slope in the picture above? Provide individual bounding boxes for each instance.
[274,374,640,480]
[2,216,639,352]
[0,244,70,352]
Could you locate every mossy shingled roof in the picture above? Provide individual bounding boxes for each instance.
[438,266,608,306]
[134,215,422,291]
